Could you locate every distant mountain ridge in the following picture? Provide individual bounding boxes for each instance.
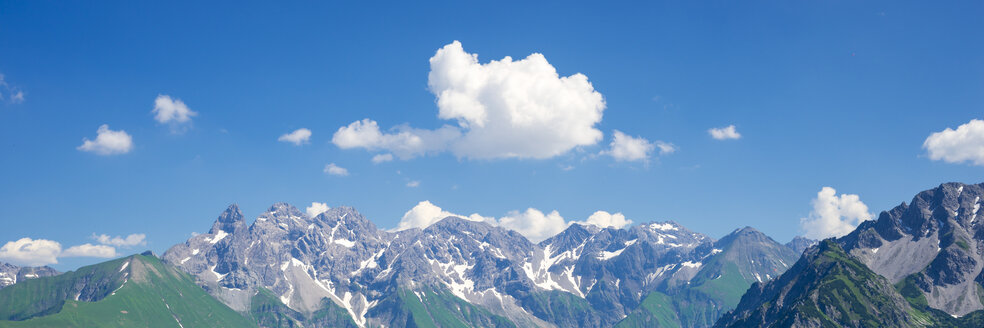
[0,262,58,289]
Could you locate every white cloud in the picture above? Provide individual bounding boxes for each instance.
[332,119,460,159]
[407,180,420,188]
[395,200,492,231]
[306,202,329,217]
[575,211,633,229]
[10,91,24,104]
[604,130,656,162]
[323,163,349,176]
[498,208,570,242]
[92,233,146,247]
[0,237,119,266]
[372,153,394,164]
[61,244,117,258]
[278,128,312,146]
[77,124,134,155]
[333,41,606,160]
[708,125,741,140]
[152,95,197,124]
[394,201,634,243]
[654,141,677,155]
[800,187,872,240]
[0,238,62,266]
[923,119,984,166]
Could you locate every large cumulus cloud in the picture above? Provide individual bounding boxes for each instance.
[332,41,606,160]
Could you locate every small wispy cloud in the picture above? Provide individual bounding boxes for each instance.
[77,124,134,155]
[0,73,25,104]
[91,233,146,247]
[324,163,349,176]
[278,128,312,146]
[61,244,117,258]
[306,202,329,217]
[654,141,677,155]
[708,125,741,140]
[602,130,674,163]
[152,95,197,132]
[372,153,394,164]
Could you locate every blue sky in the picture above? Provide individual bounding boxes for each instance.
[1,1,983,270]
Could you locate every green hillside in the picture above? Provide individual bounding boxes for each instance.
[368,286,516,328]
[0,254,255,328]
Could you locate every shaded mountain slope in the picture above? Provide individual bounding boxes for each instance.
[714,240,929,328]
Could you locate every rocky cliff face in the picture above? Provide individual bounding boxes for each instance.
[839,182,984,316]
[715,182,984,327]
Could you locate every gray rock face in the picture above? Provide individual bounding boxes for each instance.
[163,203,391,327]
[785,236,817,256]
[838,182,984,316]
[536,221,717,322]
[165,204,802,328]
[0,262,59,289]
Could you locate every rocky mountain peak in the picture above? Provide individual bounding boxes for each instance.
[426,216,493,234]
[210,204,245,234]
[267,202,305,218]
[631,220,711,247]
[716,226,772,248]
[785,236,817,255]
[316,206,380,234]
[538,222,600,249]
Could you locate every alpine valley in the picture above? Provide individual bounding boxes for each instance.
[4,182,984,327]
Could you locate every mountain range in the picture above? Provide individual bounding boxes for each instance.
[4,182,983,327]
[156,202,804,327]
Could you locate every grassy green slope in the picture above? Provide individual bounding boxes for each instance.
[523,290,604,327]
[0,254,255,328]
[614,291,681,328]
[372,287,515,328]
